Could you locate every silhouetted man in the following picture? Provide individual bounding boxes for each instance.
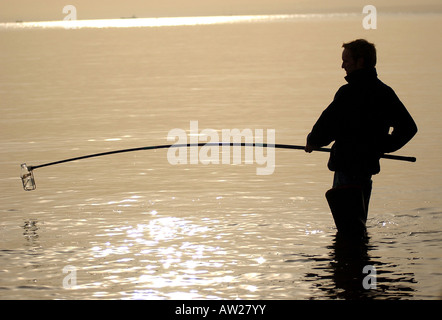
[305,39,417,235]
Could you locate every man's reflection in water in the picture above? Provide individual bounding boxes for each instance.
[330,233,377,299]
[305,232,417,299]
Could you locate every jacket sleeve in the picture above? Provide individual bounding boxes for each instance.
[382,89,418,153]
[306,89,341,148]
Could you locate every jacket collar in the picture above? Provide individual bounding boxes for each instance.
[344,67,378,83]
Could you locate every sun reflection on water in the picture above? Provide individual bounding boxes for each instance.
[83,211,238,299]
[0,13,358,30]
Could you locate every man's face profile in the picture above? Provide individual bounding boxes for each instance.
[341,48,363,75]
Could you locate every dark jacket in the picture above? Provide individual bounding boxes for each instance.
[307,68,417,175]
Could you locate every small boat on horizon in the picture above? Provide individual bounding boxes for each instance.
[120,15,137,19]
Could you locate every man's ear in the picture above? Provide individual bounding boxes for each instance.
[356,57,365,68]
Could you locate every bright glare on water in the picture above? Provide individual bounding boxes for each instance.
[0,13,358,29]
[0,12,441,300]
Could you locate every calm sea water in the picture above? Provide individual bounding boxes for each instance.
[0,13,441,300]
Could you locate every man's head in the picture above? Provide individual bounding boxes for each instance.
[341,39,377,75]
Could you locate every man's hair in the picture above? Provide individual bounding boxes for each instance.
[342,39,377,68]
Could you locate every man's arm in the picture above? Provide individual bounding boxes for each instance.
[305,98,339,153]
[382,91,418,153]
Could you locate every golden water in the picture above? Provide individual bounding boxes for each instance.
[0,13,441,299]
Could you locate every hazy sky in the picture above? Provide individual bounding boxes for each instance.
[1,0,441,22]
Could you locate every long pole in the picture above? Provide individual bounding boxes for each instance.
[26,142,416,171]
[20,143,415,191]
[28,142,416,170]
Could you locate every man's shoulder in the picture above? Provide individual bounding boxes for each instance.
[333,82,359,100]
[335,83,351,95]
[373,79,401,101]
[338,77,396,94]
[374,77,394,90]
